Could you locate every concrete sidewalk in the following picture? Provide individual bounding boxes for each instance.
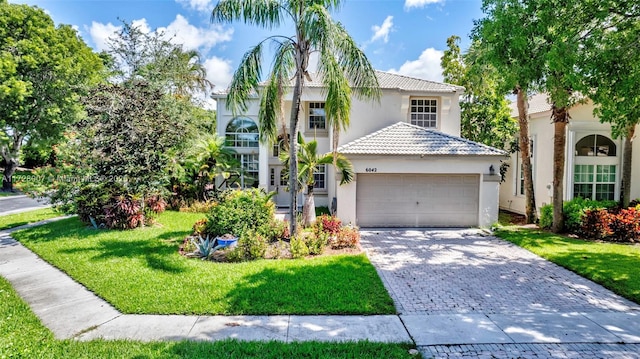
[0,221,410,343]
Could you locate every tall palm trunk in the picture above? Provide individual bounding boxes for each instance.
[515,86,536,223]
[288,70,303,235]
[551,105,569,233]
[621,125,635,207]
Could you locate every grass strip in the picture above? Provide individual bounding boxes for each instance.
[0,208,61,230]
[12,211,395,315]
[496,226,640,304]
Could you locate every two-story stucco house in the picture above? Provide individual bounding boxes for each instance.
[500,93,640,215]
[214,71,506,228]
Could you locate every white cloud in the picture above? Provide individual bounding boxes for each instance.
[88,21,120,52]
[203,56,233,91]
[388,48,444,82]
[131,18,151,34]
[158,14,233,51]
[404,0,445,9]
[176,0,213,12]
[370,16,394,43]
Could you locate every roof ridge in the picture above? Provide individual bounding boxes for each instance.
[374,70,464,90]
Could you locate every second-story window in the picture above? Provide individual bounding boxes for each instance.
[410,98,437,128]
[308,102,326,130]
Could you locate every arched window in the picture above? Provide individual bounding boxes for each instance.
[225,117,258,148]
[575,134,616,157]
[225,118,259,188]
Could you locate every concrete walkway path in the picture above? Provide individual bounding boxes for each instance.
[0,220,409,344]
[361,229,640,358]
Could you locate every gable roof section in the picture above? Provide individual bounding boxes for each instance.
[338,122,506,156]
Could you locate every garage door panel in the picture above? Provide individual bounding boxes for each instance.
[356,174,479,227]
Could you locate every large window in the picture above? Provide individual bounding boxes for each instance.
[308,102,326,130]
[410,98,437,128]
[573,164,616,201]
[225,117,259,148]
[233,154,259,188]
[226,118,259,188]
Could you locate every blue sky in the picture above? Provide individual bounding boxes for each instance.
[10,0,484,92]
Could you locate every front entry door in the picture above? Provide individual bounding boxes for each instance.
[269,166,290,207]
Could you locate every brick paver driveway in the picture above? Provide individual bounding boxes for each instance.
[361,229,640,358]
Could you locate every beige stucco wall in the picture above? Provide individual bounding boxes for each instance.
[500,100,638,215]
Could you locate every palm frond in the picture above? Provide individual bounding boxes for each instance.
[212,0,285,29]
[227,44,263,114]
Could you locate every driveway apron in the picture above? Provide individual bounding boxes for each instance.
[361,229,640,358]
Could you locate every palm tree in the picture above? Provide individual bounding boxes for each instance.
[211,0,380,235]
[281,134,354,227]
[184,134,237,201]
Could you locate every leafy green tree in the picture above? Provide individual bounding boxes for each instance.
[78,81,187,196]
[0,2,104,191]
[211,0,380,235]
[472,0,544,224]
[583,10,640,207]
[107,21,213,103]
[440,36,516,150]
[281,134,354,227]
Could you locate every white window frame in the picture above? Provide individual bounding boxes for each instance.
[313,165,327,191]
[515,137,535,196]
[409,98,438,129]
[307,102,326,131]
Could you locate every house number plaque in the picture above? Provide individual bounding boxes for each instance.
[365,168,378,172]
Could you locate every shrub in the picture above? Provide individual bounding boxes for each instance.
[580,209,613,240]
[302,229,328,255]
[290,235,310,259]
[609,208,640,242]
[178,200,217,213]
[226,231,268,262]
[315,214,342,235]
[332,226,360,249]
[105,194,144,230]
[192,218,208,235]
[191,234,216,259]
[75,184,115,225]
[539,204,553,229]
[205,189,275,238]
[257,219,290,242]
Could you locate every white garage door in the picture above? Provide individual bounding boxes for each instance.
[356,174,479,227]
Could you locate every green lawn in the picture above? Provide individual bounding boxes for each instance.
[496,226,640,304]
[0,277,417,359]
[11,211,395,315]
[0,208,62,230]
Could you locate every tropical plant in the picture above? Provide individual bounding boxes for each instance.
[211,0,380,235]
[191,234,217,259]
[280,134,354,226]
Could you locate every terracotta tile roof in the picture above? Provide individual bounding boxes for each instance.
[338,122,507,156]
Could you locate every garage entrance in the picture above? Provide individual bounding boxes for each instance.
[356,174,479,227]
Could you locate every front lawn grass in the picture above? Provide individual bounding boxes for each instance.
[12,211,395,315]
[0,277,417,359]
[496,226,640,304]
[0,208,62,230]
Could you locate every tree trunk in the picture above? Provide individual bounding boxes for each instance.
[302,185,316,227]
[621,125,635,207]
[2,159,18,192]
[551,105,569,233]
[515,86,537,223]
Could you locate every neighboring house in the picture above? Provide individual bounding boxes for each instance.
[500,93,640,215]
[214,71,505,227]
